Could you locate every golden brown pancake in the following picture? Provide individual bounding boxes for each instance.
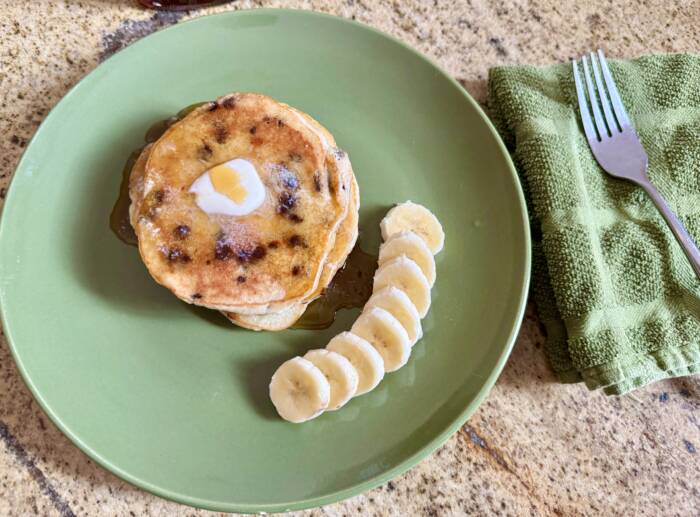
[128,136,359,331]
[130,93,355,314]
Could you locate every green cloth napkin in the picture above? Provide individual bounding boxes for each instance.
[488,53,700,395]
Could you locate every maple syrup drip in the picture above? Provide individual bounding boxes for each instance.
[109,150,141,246]
[293,245,378,330]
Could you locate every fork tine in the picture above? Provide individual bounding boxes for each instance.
[582,55,609,139]
[597,49,631,128]
[572,59,597,141]
[589,52,619,133]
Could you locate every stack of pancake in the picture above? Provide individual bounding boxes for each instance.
[128,93,359,331]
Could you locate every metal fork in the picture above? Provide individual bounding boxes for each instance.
[573,49,700,280]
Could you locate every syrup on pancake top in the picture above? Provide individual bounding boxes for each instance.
[130,93,356,314]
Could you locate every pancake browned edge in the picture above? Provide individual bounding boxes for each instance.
[129,92,358,327]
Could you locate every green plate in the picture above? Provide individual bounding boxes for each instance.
[0,9,529,513]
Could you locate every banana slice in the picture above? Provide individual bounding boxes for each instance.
[380,201,445,254]
[378,231,436,287]
[327,332,384,396]
[269,357,330,423]
[304,349,359,410]
[365,286,423,345]
[351,307,411,372]
[373,256,431,318]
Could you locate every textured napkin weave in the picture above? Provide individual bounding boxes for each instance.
[488,54,700,394]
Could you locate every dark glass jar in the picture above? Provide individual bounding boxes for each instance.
[137,0,233,10]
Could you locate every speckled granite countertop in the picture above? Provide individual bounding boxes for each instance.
[1,1,699,515]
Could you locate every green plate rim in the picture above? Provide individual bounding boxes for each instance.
[0,8,531,513]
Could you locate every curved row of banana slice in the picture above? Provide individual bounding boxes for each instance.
[269,201,444,423]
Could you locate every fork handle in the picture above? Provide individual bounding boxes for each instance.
[641,181,700,281]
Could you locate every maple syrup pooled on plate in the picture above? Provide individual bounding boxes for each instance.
[293,245,377,330]
[110,102,376,329]
[109,150,140,246]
